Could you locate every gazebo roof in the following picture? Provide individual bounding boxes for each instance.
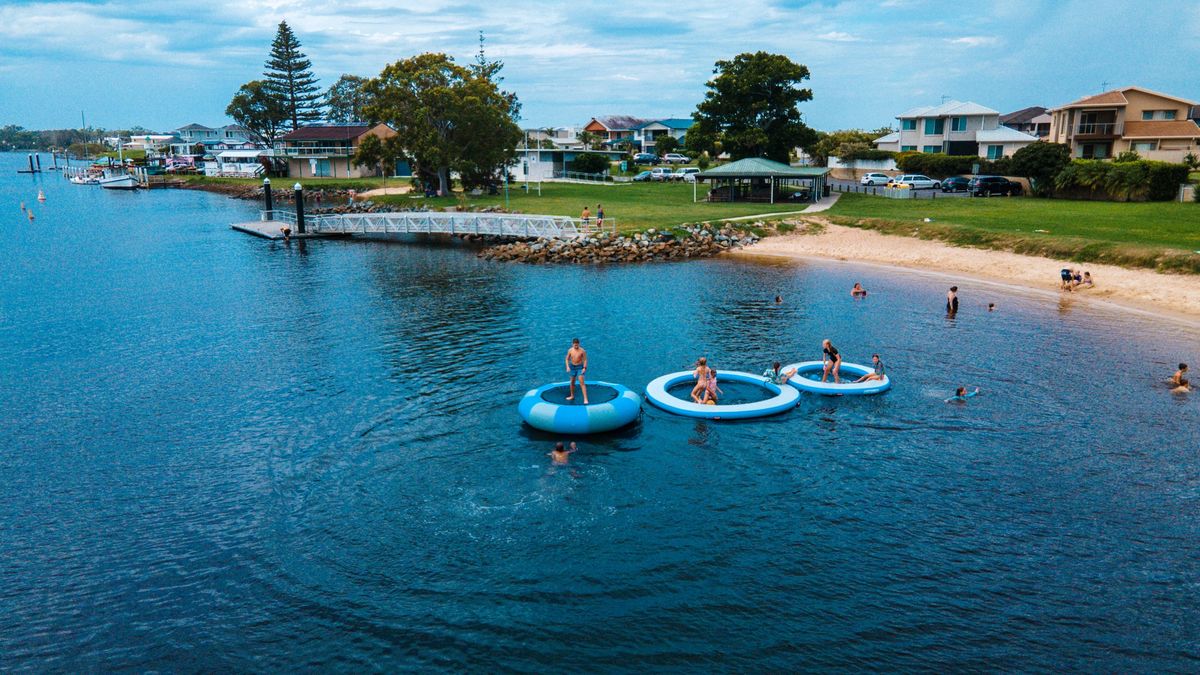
[696,157,830,179]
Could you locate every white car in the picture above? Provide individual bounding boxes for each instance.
[661,153,691,164]
[887,174,941,190]
[674,167,701,182]
[649,167,674,181]
[860,172,891,186]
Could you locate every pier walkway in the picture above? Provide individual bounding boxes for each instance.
[232,210,616,241]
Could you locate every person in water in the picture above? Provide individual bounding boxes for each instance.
[854,354,886,383]
[1171,363,1190,393]
[565,338,588,404]
[988,303,996,312]
[945,386,980,403]
[851,283,868,298]
[946,286,959,314]
[764,361,797,384]
[774,295,783,304]
[821,339,842,383]
[703,369,723,404]
[690,357,712,403]
[549,441,577,465]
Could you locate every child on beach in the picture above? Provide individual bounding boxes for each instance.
[690,357,711,403]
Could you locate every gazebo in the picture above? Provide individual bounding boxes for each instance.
[693,157,831,204]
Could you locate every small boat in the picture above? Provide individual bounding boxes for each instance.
[98,173,139,190]
[69,175,100,185]
[37,189,46,202]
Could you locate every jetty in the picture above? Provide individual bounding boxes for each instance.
[232,209,616,241]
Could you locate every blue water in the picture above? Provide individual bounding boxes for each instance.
[2,152,1200,670]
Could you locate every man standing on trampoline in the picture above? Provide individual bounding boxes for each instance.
[565,338,589,404]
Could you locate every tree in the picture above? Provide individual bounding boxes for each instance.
[577,130,600,150]
[1011,142,1071,196]
[226,80,287,146]
[805,129,883,165]
[689,51,817,163]
[654,135,679,155]
[324,74,369,124]
[263,21,322,130]
[352,133,405,188]
[363,52,522,196]
[569,152,609,175]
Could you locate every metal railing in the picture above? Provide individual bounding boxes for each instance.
[1073,122,1122,136]
[278,145,356,157]
[260,210,615,238]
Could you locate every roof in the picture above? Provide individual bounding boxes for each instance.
[695,157,831,179]
[975,126,1040,143]
[1189,105,1200,121]
[873,131,900,144]
[1000,106,1047,125]
[636,118,694,130]
[1050,86,1198,111]
[588,115,650,131]
[897,100,999,118]
[177,123,213,131]
[277,125,373,141]
[1122,120,1200,139]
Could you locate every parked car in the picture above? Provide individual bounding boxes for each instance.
[649,167,674,181]
[662,153,691,164]
[860,172,892,186]
[633,153,660,164]
[632,170,654,182]
[940,176,971,192]
[674,167,701,182]
[969,175,1022,197]
[886,174,941,190]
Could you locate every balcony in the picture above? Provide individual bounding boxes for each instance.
[1072,122,1122,139]
[279,145,356,158]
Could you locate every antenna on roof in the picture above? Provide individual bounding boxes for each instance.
[940,95,949,104]
[1101,80,1111,91]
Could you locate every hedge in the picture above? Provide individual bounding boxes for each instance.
[838,148,896,162]
[1053,159,1190,202]
[895,152,1011,178]
[568,152,610,175]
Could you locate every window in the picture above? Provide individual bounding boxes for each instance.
[924,118,945,135]
[901,145,917,152]
[1142,110,1178,120]
[314,159,332,177]
[922,145,941,153]
[951,116,967,132]
[902,119,917,130]
[986,144,1003,160]
[1131,141,1157,153]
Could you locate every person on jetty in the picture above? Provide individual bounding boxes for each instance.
[703,370,723,404]
[549,441,577,465]
[764,361,797,385]
[581,205,591,224]
[945,386,980,403]
[565,338,588,404]
[851,283,868,298]
[854,354,886,383]
[596,203,604,228]
[690,357,712,403]
[821,339,842,383]
[946,286,959,314]
[1171,364,1190,393]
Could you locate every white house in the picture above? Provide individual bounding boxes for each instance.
[633,118,693,152]
[874,100,1038,158]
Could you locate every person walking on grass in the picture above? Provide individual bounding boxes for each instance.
[565,338,588,404]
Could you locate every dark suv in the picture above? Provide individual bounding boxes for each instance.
[969,175,1022,197]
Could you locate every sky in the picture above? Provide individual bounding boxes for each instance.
[1,0,1198,133]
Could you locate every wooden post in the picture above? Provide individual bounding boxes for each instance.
[27,154,34,172]
[294,183,305,234]
[35,154,42,171]
[263,178,273,220]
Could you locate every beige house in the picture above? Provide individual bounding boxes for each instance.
[873,100,1038,159]
[276,124,397,178]
[1047,87,1200,162]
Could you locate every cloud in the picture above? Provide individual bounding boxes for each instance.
[947,36,1000,47]
[815,31,861,42]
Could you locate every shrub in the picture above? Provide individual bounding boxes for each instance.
[1053,159,1189,201]
[1011,142,1071,197]
[697,154,710,170]
[1146,161,1191,201]
[568,152,609,175]
[654,135,679,155]
[837,147,896,162]
[1114,150,1141,163]
[895,152,1009,178]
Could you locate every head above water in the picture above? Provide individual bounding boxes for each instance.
[853,283,862,289]
[555,441,564,451]
[950,286,958,292]
[1180,363,1188,371]
[956,386,966,396]
[774,295,782,303]
[872,354,880,362]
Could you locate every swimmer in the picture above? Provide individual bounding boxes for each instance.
[20,201,26,211]
[690,357,711,403]
[549,441,576,465]
[27,210,34,222]
[851,282,868,298]
[774,295,782,304]
[988,303,995,312]
[821,339,841,383]
[854,354,885,383]
[763,361,797,384]
[946,286,959,314]
[702,369,723,404]
[1171,363,1191,393]
[945,386,980,403]
[565,338,588,404]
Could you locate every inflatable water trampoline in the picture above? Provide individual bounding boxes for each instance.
[783,361,891,396]
[644,370,801,420]
[518,381,642,434]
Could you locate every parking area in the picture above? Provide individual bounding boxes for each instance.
[828,178,972,199]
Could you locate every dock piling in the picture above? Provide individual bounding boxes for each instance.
[263,178,273,220]
[294,183,305,234]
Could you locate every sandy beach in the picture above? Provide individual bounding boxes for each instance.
[735,218,1200,324]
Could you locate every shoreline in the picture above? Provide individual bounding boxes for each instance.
[733,220,1200,327]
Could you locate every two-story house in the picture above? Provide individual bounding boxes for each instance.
[276,123,398,178]
[1000,107,1051,138]
[582,116,649,148]
[634,118,693,152]
[1047,86,1200,162]
[874,100,1038,159]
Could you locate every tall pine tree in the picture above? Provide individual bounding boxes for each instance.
[263,21,322,130]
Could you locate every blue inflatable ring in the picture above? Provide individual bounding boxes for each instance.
[783,361,892,396]
[518,381,642,434]
[644,370,800,420]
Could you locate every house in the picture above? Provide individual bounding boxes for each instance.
[582,116,648,147]
[275,123,398,178]
[634,118,693,152]
[522,127,584,150]
[873,100,1038,158]
[1000,107,1051,138]
[512,148,627,181]
[1047,86,1200,161]
[176,123,218,143]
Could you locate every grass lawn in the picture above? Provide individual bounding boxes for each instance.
[826,192,1200,273]
[376,182,811,232]
[175,175,395,191]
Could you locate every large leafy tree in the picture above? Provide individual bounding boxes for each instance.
[1011,142,1071,196]
[805,128,892,165]
[689,51,817,163]
[362,52,522,196]
[324,74,370,124]
[352,133,405,187]
[225,80,287,146]
[263,21,322,130]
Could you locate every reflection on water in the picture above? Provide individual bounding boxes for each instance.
[2,153,1200,670]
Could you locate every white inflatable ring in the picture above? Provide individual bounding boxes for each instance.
[783,361,891,396]
[644,370,800,419]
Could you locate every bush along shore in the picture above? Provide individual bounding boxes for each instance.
[478,224,761,264]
